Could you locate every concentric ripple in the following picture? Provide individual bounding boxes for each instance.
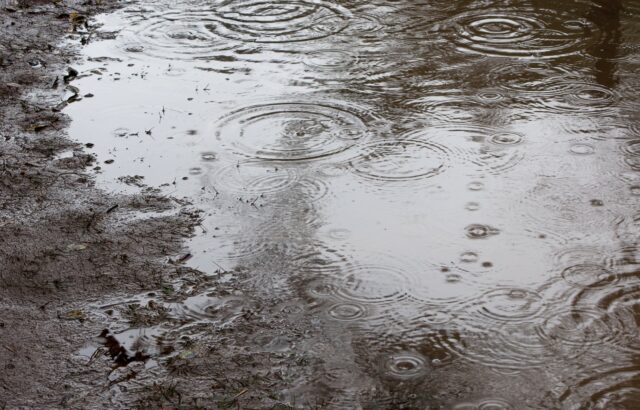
[208,220,270,261]
[465,224,500,239]
[487,62,579,94]
[381,352,428,379]
[349,139,451,184]
[414,125,526,175]
[116,10,238,61]
[538,307,618,347]
[538,82,618,114]
[327,302,367,321]
[468,288,544,323]
[433,319,583,371]
[477,398,514,409]
[489,133,523,146]
[569,143,595,155]
[303,49,357,70]
[331,263,413,305]
[453,398,514,410]
[474,89,507,104]
[292,175,330,202]
[591,260,640,354]
[603,245,640,274]
[213,161,298,195]
[460,251,479,263]
[472,144,526,175]
[345,13,385,37]
[409,95,484,124]
[323,228,351,241]
[172,294,251,324]
[468,181,484,191]
[552,244,606,268]
[492,321,586,369]
[561,264,618,289]
[605,305,640,354]
[214,102,371,161]
[519,180,613,239]
[620,139,640,171]
[293,244,350,276]
[559,366,640,410]
[206,0,351,43]
[444,8,596,58]
[409,308,456,328]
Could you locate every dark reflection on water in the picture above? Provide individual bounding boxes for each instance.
[68,0,640,407]
[588,0,622,87]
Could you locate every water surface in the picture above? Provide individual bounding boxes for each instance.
[67,0,640,407]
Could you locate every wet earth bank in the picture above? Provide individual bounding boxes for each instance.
[4,0,640,408]
[0,1,204,408]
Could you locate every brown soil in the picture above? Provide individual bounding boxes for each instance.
[0,1,205,407]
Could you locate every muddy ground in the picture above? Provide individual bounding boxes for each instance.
[0,0,200,407]
[0,2,381,409]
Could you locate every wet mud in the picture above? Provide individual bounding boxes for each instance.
[0,1,204,408]
[4,0,640,408]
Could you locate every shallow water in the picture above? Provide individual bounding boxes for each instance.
[67,0,640,407]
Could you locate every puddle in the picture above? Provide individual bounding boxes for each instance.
[62,0,640,407]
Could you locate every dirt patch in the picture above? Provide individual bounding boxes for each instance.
[0,1,208,407]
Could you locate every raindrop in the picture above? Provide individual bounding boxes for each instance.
[476,90,506,103]
[446,273,463,283]
[489,133,523,146]
[461,251,479,263]
[125,45,144,53]
[328,303,366,321]
[382,352,428,379]
[466,202,481,211]
[468,181,484,191]
[465,224,500,239]
[325,228,351,241]
[569,143,595,155]
[201,152,217,161]
[478,398,514,409]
